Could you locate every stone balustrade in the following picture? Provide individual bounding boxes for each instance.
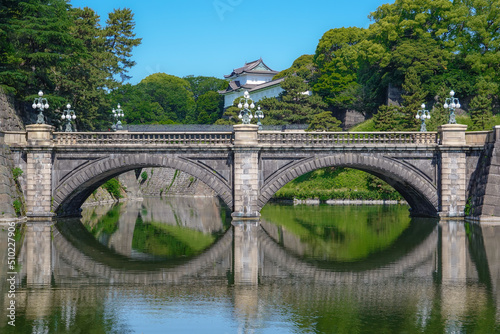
[258,131,439,146]
[53,131,234,146]
[7,130,499,148]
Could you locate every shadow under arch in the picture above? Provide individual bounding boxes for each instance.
[259,153,439,217]
[53,154,233,217]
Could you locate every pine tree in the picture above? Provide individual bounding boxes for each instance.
[306,111,342,131]
[373,105,402,131]
[104,8,142,82]
[400,68,427,131]
[469,94,493,131]
[258,76,332,125]
[2,0,78,96]
[427,85,450,131]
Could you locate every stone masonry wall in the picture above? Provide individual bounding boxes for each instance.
[468,139,500,220]
[0,89,25,219]
[138,167,215,197]
[0,88,24,131]
[0,140,19,218]
[81,168,214,207]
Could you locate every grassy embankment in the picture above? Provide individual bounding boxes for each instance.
[274,167,403,201]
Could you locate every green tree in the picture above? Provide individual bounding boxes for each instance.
[400,68,427,130]
[183,76,227,100]
[274,54,315,81]
[1,0,79,99]
[195,91,223,124]
[137,73,196,123]
[254,97,287,125]
[214,105,240,125]
[108,84,172,125]
[306,111,342,131]
[469,94,493,131]
[104,8,142,82]
[312,27,366,108]
[367,0,456,86]
[0,1,142,130]
[56,6,117,130]
[373,105,402,131]
[456,0,500,97]
[259,76,332,125]
[426,85,450,131]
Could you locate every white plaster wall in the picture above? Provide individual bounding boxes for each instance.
[223,86,284,108]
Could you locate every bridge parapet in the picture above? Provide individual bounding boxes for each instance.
[3,130,27,146]
[258,131,438,146]
[53,131,234,146]
[465,130,495,146]
[5,129,498,148]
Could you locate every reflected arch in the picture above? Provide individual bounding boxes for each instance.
[259,153,439,217]
[258,222,439,282]
[49,220,438,285]
[51,219,234,284]
[53,154,233,216]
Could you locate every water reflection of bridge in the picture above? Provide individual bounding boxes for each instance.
[5,210,500,331]
[13,211,500,291]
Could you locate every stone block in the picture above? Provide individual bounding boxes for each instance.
[439,124,467,146]
[488,165,500,175]
[481,205,496,216]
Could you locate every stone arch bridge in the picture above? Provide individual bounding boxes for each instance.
[3,123,500,222]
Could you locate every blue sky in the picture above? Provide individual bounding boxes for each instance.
[70,0,392,84]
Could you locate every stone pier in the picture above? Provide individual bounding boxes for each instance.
[439,124,468,218]
[232,124,260,219]
[25,124,55,221]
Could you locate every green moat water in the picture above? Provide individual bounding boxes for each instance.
[1,197,499,333]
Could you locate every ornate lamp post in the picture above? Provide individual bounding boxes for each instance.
[237,91,255,124]
[416,103,430,132]
[111,104,124,131]
[443,90,461,124]
[31,90,49,124]
[61,104,76,132]
[254,106,264,130]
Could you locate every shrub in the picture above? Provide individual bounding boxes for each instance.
[13,199,22,216]
[12,167,23,181]
[102,178,123,199]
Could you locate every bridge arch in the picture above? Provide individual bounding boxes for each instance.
[53,153,233,216]
[259,153,439,217]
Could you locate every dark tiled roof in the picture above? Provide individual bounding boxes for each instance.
[224,58,277,78]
